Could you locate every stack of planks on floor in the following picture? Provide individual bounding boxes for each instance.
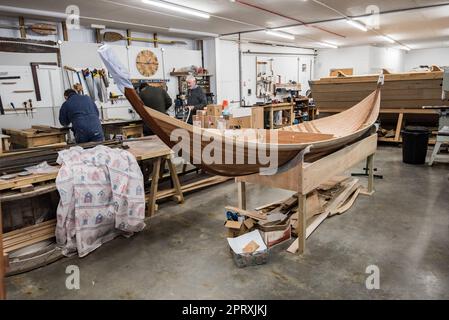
[225,176,362,254]
[2,220,56,254]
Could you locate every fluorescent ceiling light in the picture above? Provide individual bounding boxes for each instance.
[402,45,411,51]
[142,0,210,19]
[382,35,396,44]
[265,30,295,40]
[346,19,368,32]
[320,42,338,49]
[168,28,218,38]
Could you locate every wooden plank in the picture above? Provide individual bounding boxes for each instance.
[0,172,58,191]
[4,233,55,254]
[124,136,172,161]
[61,21,68,41]
[2,220,56,239]
[312,71,443,84]
[336,188,361,215]
[225,206,267,221]
[394,113,404,142]
[0,42,59,54]
[19,17,26,38]
[296,194,307,254]
[148,158,161,217]
[319,108,439,115]
[238,181,246,210]
[312,79,443,93]
[315,99,447,110]
[166,157,184,204]
[300,134,377,194]
[314,88,443,102]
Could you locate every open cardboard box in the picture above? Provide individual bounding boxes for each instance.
[227,230,268,268]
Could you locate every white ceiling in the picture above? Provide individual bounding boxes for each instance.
[0,0,448,50]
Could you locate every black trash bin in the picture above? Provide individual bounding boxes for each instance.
[402,126,430,164]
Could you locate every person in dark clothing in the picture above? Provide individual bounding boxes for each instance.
[59,89,104,143]
[138,83,173,135]
[185,75,207,124]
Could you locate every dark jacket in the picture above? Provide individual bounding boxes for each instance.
[187,86,207,124]
[59,93,104,143]
[139,86,173,135]
[139,86,172,113]
[187,86,207,112]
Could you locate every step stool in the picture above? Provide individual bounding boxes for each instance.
[429,126,449,166]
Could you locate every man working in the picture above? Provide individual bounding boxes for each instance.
[139,83,173,135]
[59,89,104,143]
[185,75,207,124]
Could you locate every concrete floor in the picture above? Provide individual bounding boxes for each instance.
[5,146,449,299]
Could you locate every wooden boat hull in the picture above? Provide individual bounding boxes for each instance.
[310,71,448,111]
[124,87,380,177]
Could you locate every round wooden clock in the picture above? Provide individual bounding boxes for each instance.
[136,50,159,77]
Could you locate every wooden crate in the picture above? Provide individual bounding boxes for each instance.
[3,127,66,149]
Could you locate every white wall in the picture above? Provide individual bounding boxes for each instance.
[369,47,405,74]
[215,39,240,107]
[215,39,315,109]
[404,48,449,71]
[315,45,406,78]
[315,46,371,79]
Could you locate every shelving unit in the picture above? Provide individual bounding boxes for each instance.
[170,72,214,104]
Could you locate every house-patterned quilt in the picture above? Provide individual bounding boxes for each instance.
[55,145,146,257]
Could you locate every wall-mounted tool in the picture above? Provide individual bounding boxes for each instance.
[1,82,17,85]
[10,102,17,113]
[23,101,28,117]
[0,95,4,115]
[64,66,85,94]
[0,23,57,36]
[103,31,188,45]
[28,99,34,118]
[13,90,34,93]
[0,76,20,80]
[82,69,95,98]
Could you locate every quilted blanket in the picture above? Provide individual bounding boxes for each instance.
[55,145,146,257]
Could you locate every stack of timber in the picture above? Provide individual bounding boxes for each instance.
[310,68,448,143]
[0,140,123,174]
[2,220,56,254]
[225,177,361,254]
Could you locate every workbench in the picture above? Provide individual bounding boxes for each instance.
[102,119,144,140]
[254,102,294,129]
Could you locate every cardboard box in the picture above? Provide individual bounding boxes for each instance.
[257,218,291,248]
[227,230,268,268]
[224,220,247,238]
[207,105,222,117]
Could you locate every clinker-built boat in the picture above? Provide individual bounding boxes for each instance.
[99,45,381,177]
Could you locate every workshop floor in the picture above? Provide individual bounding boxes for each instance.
[5,146,449,300]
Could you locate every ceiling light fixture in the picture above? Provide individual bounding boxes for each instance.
[320,42,339,49]
[401,45,412,51]
[382,35,396,44]
[346,19,368,32]
[142,0,210,19]
[265,30,295,40]
[168,28,218,38]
